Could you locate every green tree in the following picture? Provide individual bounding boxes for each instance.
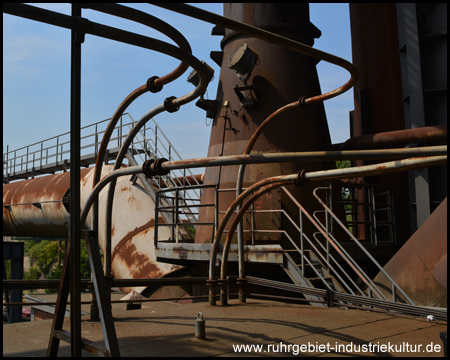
[27,240,59,277]
[45,239,91,293]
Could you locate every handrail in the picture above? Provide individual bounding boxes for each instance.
[315,182,396,245]
[280,186,381,299]
[312,186,415,305]
[154,184,218,246]
[3,113,201,196]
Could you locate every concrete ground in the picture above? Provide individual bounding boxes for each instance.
[3,293,447,357]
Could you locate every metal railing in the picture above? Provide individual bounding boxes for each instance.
[155,184,218,245]
[313,182,396,246]
[3,114,202,207]
[311,185,414,304]
[3,114,130,180]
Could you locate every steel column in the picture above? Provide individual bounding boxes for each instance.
[69,4,83,357]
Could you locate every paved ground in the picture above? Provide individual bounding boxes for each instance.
[3,293,447,357]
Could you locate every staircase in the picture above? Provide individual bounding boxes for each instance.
[250,184,411,307]
[154,181,414,307]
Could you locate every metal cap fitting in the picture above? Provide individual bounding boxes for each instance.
[299,96,308,108]
[147,76,163,93]
[164,96,180,113]
[294,169,309,187]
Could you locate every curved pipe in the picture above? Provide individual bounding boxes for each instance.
[236,100,300,278]
[90,3,193,187]
[208,174,298,282]
[153,3,358,105]
[235,101,301,282]
[236,101,301,195]
[102,57,214,272]
[221,181,293,281]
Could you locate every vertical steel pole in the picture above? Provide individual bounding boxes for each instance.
[70,4,83,357]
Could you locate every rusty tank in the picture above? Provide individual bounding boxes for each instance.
[3,165,178,294]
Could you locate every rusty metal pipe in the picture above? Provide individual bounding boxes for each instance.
[333,125,447,150]
[160,145,447,171]
[208,174,298,291]
[220,181,292,294]
[235,100,301,292]
[153,3,358,104]
[302,155,447,182]
[93,85,148,187]
[103,104,164,276]
[91,2,195,188]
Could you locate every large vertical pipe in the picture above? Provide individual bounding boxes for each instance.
[196,4,335,244]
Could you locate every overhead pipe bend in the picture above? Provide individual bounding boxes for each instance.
[90,3,194,187]
[84,3,192,88]
[207,173,298,304]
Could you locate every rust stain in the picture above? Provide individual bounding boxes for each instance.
[115,239,164,280]
[111,217,164,263]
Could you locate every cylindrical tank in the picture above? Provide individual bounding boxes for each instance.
[3,165,178,294]
[195,3,337,244]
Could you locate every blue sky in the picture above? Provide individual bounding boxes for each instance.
[3,3,353,163]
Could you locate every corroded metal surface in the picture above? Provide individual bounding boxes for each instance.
[80,165,177,294]
[196,3,335,244]
[3,169,90,238]
[373,197,447,307]
[3,165,177,294]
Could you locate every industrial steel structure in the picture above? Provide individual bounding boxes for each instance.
[3,3,447,357]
